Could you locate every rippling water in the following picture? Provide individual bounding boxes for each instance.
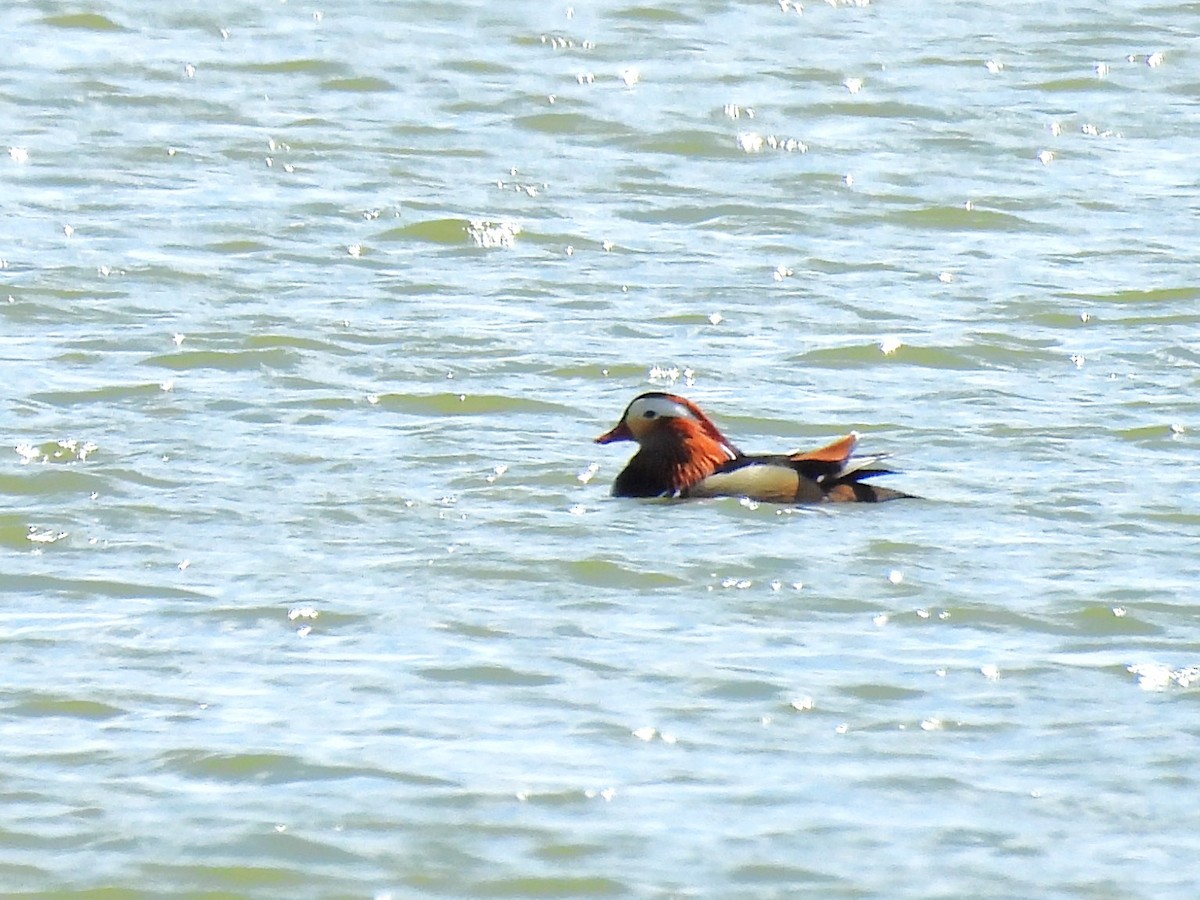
[3,0,1200,895]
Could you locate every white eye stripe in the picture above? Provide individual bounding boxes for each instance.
[627,396,693,422]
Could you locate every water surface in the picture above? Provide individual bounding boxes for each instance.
[3,0,1199,895]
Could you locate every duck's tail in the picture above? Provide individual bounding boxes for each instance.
[791,437,917,503]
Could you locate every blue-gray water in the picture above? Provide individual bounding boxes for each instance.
[3,0,1199,896]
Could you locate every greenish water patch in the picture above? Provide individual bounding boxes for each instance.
[633,130,729,158]
[141,348,300,371]
[795,343,977,369]
[1072,605,1162,636]
[322,76,394,92]
[515,112,625,136]
[441,59,517,77]
[0,469,103,497]
[205,239,273,254]
[564,558,688,589]
[31,384,162,406]
[731,864,840,886]
[245,334,352,354]
[891,205,1039,232]
[0,515,44,550]
[549,363,625,378]
[609,5,699,24]
[141,863,310,890]
[0,574,210,601]
[472,876,627,897]
[7,698,124,719]
[380,219,470,244]
[701,678,784,701]
[377,393,568,416]
[162,751,364,784]
[533,841,606,860]
[243,59,348,76]
[42,13,125,31]
[839,683,926,701]
[1115,424,1186,443]
[1076,286,1200,305]
[1036,77,1124,92]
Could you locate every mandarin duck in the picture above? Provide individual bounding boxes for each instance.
[595,392,912,503]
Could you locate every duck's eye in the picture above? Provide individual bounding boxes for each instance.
[643,410,657,419]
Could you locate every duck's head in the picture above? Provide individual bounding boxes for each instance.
[595,392,738,453]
